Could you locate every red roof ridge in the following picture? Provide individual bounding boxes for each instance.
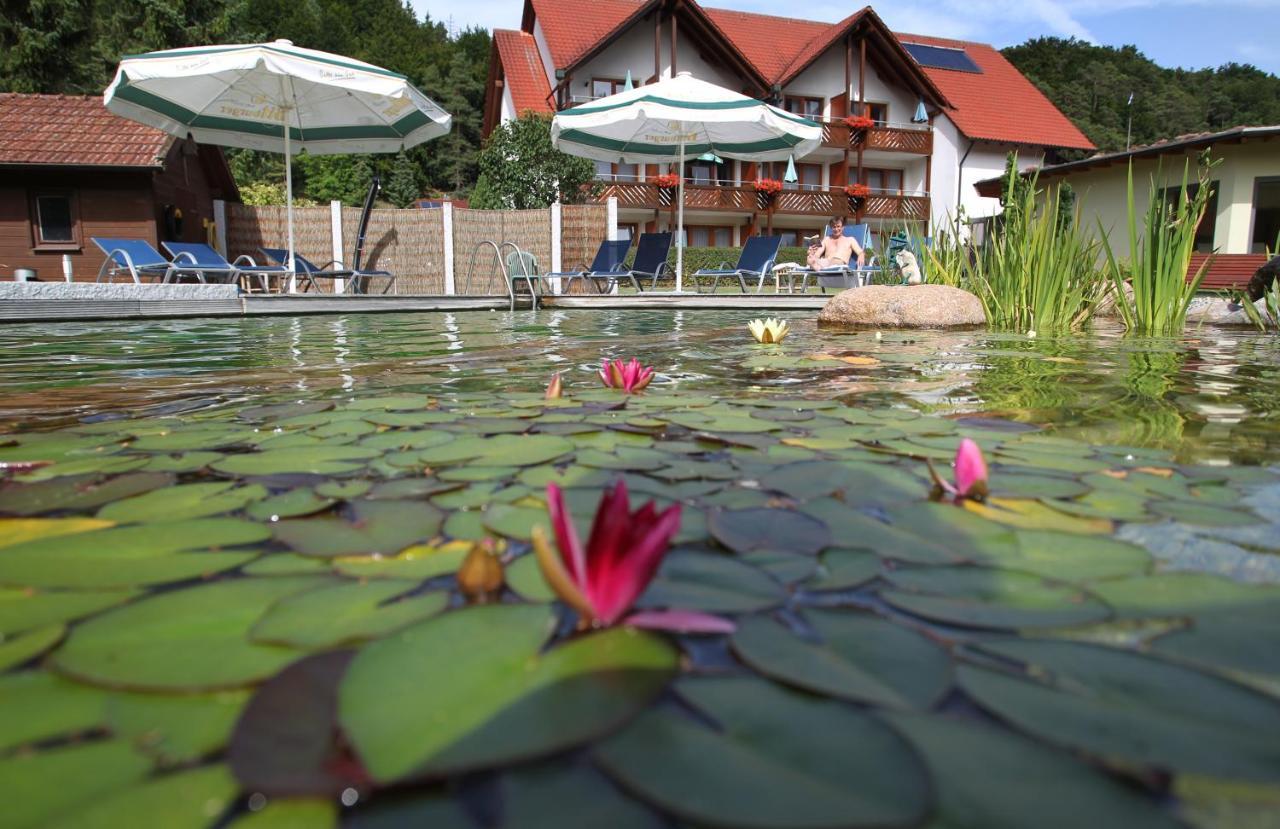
[493,28,554,116]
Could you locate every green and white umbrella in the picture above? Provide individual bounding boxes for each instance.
[105,39,450,287]
[552,72,821,291]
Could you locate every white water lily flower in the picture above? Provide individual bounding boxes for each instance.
[748,318,790,344]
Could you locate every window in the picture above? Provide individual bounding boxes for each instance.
[685,226,732,247]
[684,159,729,185]
[849,168,903,193]
[855,103,888,124]
[593,78,625,99]
[595,160,638,182]
[786,163,823,191]
[777,231,799,247]
[1161,181,1218,253]
[1252,178,1280,254]
[30,191,80,249]
[784,96,823,121]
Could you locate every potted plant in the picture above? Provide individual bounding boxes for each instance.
[845,182,871,211]
[753,178,783,210]
[652,173,680,206]
[843,114,875,145]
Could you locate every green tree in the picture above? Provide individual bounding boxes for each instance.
[384,150,420,208]
[471,113,599,209]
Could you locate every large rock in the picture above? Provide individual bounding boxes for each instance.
[817,284,985,329]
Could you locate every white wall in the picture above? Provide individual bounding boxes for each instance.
[531,21,557,88]
[500,85,516,122]
[569,19,744,97]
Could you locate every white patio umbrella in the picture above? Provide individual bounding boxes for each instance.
[551,72,821,292]
[105,39,451,290]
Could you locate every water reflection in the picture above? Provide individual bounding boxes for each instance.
[0,311,1277,464]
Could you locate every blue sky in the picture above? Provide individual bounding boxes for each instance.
[411,0,1280,76]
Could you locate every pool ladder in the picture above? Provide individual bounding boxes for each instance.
[461,241,540,311]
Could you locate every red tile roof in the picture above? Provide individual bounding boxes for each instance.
[0,93,173,168]
[898,33,1092,150]
[507,0,1093,151]
[494,30,554,115]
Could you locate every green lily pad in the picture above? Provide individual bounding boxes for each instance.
[0,623,65,671]
[243,555,335,576]
[989,471,1091,500]
[339,604,677,782]
[500,761,665,829]
[1149,499,1262,526]
[142,451,224,472]
[51,577,330,690]
[45,763,238,829]
[131,427,254,452]
[882,567,1112,630]
[708,507,831,555]
[273,500,444,558]
[211,446,380,476]
[334,542,471,580]
[246,489,337,521]
[732,610,950,708]
[107,689,251,765]
[740,550,818,584]
[483,504,547,541]
[595,676,929,829]
[800,499,966,564]
[959,639,1280,781]
[17,455,147,481]
[506,554,555,602]
[1153,604,1280,685]
[0,588,138,635]
[1089,573,1280,619]
[639,552,784,613]
[0,671,107,752]
[0,471,175,516]
[251,580,447,648]
[0,740,151,829]
[883,712,1183,829]
[806,549,880,590]
[97,482,268,523]
[969,529,1152,582]
[417,434,573,467]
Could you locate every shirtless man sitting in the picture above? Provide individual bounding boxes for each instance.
[807,215,865,270]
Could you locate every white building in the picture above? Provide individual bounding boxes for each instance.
[483,0,1094,248]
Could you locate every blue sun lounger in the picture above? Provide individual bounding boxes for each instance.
[622,232,673,292]
[93,237,235,285]
[788,223,881,293]
[260,248,397,294]
[692,235,782,293]
[542,239,632,294]
[162,242,287,293]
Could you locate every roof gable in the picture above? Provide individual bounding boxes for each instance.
[526,0,650,70]
[0,93,173,167]
[494,30,554,116]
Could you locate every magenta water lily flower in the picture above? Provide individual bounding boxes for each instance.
[928,438,989,502]
[531,481,734,634]
[599,358,655,393]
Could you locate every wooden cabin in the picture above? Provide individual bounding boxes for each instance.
[0,93,240,282]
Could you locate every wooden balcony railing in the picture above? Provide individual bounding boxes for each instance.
[820,121,933,155]
[595,180,930,221]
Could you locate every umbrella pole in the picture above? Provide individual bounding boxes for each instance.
[675,138,685,293]
[283,109,297,294]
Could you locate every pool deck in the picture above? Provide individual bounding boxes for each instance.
[0,283,829,322]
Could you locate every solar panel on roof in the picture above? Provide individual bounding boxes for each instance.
[901,42,982,73]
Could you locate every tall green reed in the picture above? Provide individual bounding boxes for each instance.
[926,166,1109,332]
[1099,156,1215,335]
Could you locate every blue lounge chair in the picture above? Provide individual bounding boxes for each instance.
[162,242,287,293]
[93,238,174,284]
[542,239,631,294]
[789,223,881,293]
[692,235,782,293]
[260,248,396,294]
[622,232,673,292]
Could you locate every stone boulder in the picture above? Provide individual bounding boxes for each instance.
[817,284,985,329]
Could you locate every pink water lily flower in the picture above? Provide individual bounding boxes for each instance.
[599,358,655,393]
[928,438,989,502]
[531,481,734,634]
[545,372,563,399]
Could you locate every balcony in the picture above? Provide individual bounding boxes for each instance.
[818,119,933,155]
[595,178,930,221]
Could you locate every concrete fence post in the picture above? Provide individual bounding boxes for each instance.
[550,201,563,295]
[213,199,228,257]
[606,196,619,295]
[442,202,456,295]
[330,200,345,294]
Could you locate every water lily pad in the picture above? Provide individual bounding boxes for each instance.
[97,482,267,523]
[131,427,254,452]
[506,554,555,602]
[335,542,470,581]
[0,471,174,516]
[0,671,107,751]
[988,471,1091,500]
[882,567,1112,630]
[1089,573,1280,619]
[732,610,950,708]
[212,446,380,476]
[339,604,677,782]
[708,508,831,555]
[595,676,929,829]
[142,451,224,472]
[0,516,114,549]
[0,623,65,671]
[959,639,1280,781]
[805,549,880,590]
[766,460,922,504]
[107,689,251,765]
[251,580,447,648]
[882,712,1183,829]
[969,529,1152,582]
[800,499,965,564]
[246,489,337,521]
[0,740,151,829]
[273,500,444,558]
[483,504,547,541]
[962,497,1114,534]
[314,480,371,499]
[1149,499,1262,526]
[17,455,147,482]
[52,577,330,690]
[500,761,665,829]
[639,552,784,613]
[0,588,139,635]
[417,434,573,467]
[45,763,238,829]
[1152,604,1280,685]
[740,550,817,584]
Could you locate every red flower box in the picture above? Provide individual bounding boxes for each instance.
[651,173,680,189]
[844,183,871,199]
[753,178,783,195]
[843,115,875,130]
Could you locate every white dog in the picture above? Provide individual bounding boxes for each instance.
[895,250,923,284]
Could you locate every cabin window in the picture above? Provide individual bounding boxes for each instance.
[849,168,903,193]
[784,96,823,121]
[685,226,732,247]
[785,163,823,191]
[30,191,80,250]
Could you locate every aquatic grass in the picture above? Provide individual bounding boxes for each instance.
[1100,157,1216,335]
[927,168,1110,332]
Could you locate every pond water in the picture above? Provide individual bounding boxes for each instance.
[1,310,1278,827]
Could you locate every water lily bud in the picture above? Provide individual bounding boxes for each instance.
[457,541,504,603]
[545,372,563,399]
[1026,329,1037,338]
